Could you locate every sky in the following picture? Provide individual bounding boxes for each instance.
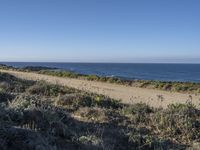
[0,0,200,63]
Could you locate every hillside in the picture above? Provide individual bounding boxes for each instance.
[0,72,200,149]
[1,69,200,108]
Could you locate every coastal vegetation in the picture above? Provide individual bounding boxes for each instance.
[38,70,200,94]
[1,64,200,94]
[0,71,200,149]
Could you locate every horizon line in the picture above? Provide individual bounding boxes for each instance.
[1,61,200,65]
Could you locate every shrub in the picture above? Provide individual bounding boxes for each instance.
[122,103,153,116]
[27,81,62,96]
[87,75,99,81]
[0,92,14,103]
[79,135,102,146]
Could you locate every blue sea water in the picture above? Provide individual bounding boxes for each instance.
[1,62,200,83]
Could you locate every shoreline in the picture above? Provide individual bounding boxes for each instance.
[1,64,200,94]
[1,69,200,108]
[1,63,200,82]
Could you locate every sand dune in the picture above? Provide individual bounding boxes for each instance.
[1,69,200,108]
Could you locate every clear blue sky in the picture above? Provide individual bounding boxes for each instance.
[0,0,200,63]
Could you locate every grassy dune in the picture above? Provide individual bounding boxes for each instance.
[0,72,200,149]
[39,70,200,94]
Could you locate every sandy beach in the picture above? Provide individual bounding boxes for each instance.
[1,69,200,108]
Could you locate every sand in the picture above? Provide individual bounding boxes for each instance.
[1,69,200,108]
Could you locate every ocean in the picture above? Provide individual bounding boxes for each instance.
[1,62,200,83]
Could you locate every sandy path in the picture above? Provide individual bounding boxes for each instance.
[1,69,200,108]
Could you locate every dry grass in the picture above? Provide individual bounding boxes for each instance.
[0,72,200,149]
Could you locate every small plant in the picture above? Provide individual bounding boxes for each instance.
[122,103,153,116]
[79,135,102,146]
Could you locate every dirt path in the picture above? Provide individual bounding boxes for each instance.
[1,69,200,108]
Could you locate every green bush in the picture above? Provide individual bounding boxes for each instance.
[122,103,153,116]
[27,81,61,96]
